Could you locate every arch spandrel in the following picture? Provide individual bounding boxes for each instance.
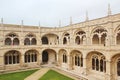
[70,50,83,55]
[5,32,19,37]
[4,50,21,56]
[86,51,106,59]
[73,28,85,36]
[61,32,70,38]
[25,33,36,37]
[41,48,57,54]
[90,26,108,36]
[110,53,120,61]
[114,24,120,34]
[41,33,59,38]
[58,49,68,55]
[24,49,39,54]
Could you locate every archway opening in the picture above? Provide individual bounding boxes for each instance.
[5,33,19,45]
[75,36,80,45]
[111,54,120,79]
[117,33,120,45]
[63,37,67,44]
[117,59,120,76]
[92,34,99,44]
[4,50,20,65]
[42,49,56,64]
[42,51,48,63]
[70,50,83,70]
[24,50,38,63]
[86,51,106,74]
[58,49,68,68]
[42,36,48,44]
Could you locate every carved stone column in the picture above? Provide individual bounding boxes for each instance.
[20,54,25,67]
[105,60,112,80]
[82,58,88,75]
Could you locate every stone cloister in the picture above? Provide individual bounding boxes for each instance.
[0,10,120,80]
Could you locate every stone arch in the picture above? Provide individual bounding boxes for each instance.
[41,36,48,44]
[25,33,36,37]
[24,49,39,63]
[4,50,21,65]
[24,33,37,45]
[62,32,70,45]
[41,49,57,64]
[114,25,120,34]
[41,33,59,37]
[86,51,106,74]
[5,38,11,45]
[74,30,86,45]
[62,32,70,37]
[13,38,19,45]
[5,32,19,37]
[75,36,80,44]
[73,28,84,35]
[5,33,19,45]
[114,25,120,45]
[111,53,120,80]
[70,50,83,70]
[41,33,59,45]
[91,26,107,45]
[92,34,99,44]
[31,38,37,45]
[24,38,30,45]
[91,26,108,35]
[63,37,67,44]
[58,49,68,67]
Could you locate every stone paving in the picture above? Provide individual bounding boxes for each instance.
[24,63,86,80]
[24,68,49,80]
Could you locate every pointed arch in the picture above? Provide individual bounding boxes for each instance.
[75,36,80,45]
[91,27,107,45]
[4,50,21,65]
[70,50,83,69]
[86,51,106,73]
[41,36,48,44]
[24,49,39,63]
[13,38,19,45]
[5,33,19,46]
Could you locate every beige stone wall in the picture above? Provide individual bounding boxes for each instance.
[0,13,120,80]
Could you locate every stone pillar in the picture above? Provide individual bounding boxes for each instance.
[83,57,88,75]
[56,53,58,62]
[105,36,109,46]
[113,35,116,46]
[59,36,63,45]
[0,56,5,70]
[37,53,41,65]
[20,37,24,46]
[67,54,70,70]
[105,60,112,80]
[83,37,86,45]
[20,54,25,67]
[90,37,92,45]
[36,36,41,45]
[56,53,59,66]
[99,35,101,44]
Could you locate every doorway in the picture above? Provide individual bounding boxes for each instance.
[42,51,48,63]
